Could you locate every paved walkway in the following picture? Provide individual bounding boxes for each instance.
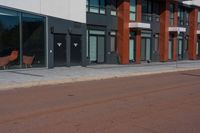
[0,60,200,90]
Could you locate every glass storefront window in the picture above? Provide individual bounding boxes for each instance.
[0,8,20,69]
[0,7,46,70]
[22,14,45,67]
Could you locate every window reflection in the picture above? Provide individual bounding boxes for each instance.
[0,7,46,70]
[130,0,136,21]
[87,0,106,14]
[0,8,20,69]
[22,14,45,67]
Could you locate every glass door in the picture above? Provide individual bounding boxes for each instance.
[141,37,151,61]
[129,39,135,62]
[89,35,105,63]
[89,36,97,62]
[141,38,146,61]
[88,30,105,64]
[97,36,105,63]
[178,39,183,60]
[146,38,151,61]
[0,8,20,69]
[168,40,173,60]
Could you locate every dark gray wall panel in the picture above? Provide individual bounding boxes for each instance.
[47,16,86,68]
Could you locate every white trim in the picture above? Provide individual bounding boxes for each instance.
[197,30,200,34]
[129,22,151,29]
[183,1,200,7]
[168,27,186,33]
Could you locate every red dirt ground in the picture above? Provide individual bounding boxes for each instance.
[0,70,200,133]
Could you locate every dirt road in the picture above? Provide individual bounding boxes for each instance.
[0,70,200,133]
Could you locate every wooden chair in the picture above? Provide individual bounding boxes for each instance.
[0,56,10,69]
[0,50,18,69]
[9,50,19,61]
[23,55,35,68]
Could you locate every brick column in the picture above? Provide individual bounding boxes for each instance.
[173,1,178,61]
[136,0,142,22]
[117,0,130,64]
[159,1,170,62]
[135,0,142,64]
[188,8,198,60]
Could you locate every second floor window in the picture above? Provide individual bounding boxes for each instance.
[87,0,106,14]
[142,0,152,22]
[130,0,136,21]
[169,4,174,26]
[110,0,117,16]
[178,7,184,26]
[198,11,200,29]
[185,9,189,26]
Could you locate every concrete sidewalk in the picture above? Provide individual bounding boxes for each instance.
[0,60,200,90]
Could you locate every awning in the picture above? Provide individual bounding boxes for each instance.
[129,22,151,29]
[168,27,186,33]
[182,0,200,7]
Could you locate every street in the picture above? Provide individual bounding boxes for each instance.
[0,70,200,133]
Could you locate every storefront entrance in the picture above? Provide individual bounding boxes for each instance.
[88,30,105,64]
[70,35,82,65]
[178,38,184,60]
[54,34,66,67]
[141,31,152,62]
[141,37,151,61]
[177,34,188,60]
[129,32,135,62]
[168,39,173,60]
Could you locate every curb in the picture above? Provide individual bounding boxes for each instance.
[0,67,200,91]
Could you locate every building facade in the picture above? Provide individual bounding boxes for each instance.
[117,0,200,65]
[0,0,200,70]
[0,0,87,70]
